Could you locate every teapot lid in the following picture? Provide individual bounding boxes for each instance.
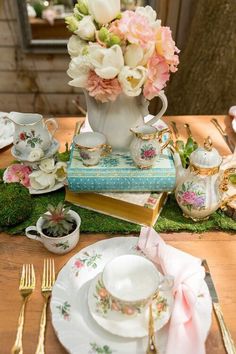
[190,137,222,168]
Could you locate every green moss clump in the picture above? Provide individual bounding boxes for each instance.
[0,183,33,227]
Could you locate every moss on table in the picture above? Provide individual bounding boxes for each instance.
[0,188,235,236]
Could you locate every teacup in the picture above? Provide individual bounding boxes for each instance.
[25,210,81,255]
[73,132,112,166]
[102,254,173,316]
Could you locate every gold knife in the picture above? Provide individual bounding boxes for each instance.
[184,123,192,138]
[202,260,236,354]
[211,118,235,153]
[170,121,179,140]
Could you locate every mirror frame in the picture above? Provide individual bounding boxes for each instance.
[17,0,157,54]
[16,0,69,53]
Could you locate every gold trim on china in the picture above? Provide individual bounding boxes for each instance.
[75,143,105,152]
[190,163,220,176]
[219,167,236,193]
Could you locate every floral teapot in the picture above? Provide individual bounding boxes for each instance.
[174,137,236,221]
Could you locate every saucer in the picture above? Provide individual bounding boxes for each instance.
[88,273,173,338]
[50,237,212,354]
[29,181,64,195]
[11,138,60,162]
[0,112,14,149]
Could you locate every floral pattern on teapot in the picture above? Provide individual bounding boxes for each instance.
[176,181,206,211]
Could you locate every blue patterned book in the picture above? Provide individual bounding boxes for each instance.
[67,145,176,192]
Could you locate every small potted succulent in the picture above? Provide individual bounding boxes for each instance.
[25,202,81,254]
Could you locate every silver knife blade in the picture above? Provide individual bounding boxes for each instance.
[211,119,235,153]
[202,259,218,303]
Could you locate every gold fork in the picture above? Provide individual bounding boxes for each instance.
[11,264,36,354]
[35,259,55,354]
[146,302,159,354]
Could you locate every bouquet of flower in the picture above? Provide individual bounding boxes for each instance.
[66,0,179,103]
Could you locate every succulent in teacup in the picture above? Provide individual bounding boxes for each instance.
[42,202,75,237]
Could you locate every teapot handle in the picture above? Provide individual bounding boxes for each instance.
[146,91,168,126]
[219,168,236,193]
[45,118,58,138]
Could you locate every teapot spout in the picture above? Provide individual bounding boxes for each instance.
[173,152,187,185]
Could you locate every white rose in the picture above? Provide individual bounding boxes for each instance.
[28,148,44,162]
[87,0,120,24]
[124,44,155,68]
[29,170,55,190]
[67,35,88,58]
[118,66,147,97]
[75,15,96,41]
[39,158,55,173]
[54,162,67,182]
[67,56,92,88]
[135,6,161,28]
[89,44,124,79]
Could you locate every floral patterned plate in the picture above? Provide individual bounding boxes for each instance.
[11,138,60,162]
[50,237,212,354]
[88,272,173,338]
[0,112,14,149]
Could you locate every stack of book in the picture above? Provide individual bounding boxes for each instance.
[65,189,168,226]
[66,119,175,226]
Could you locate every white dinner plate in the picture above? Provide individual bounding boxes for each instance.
[50,237,212,354]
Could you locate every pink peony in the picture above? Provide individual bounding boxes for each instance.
[155,27,180,73]
[86,70,122,103]
[3,164,32,188]
[143,54,170,100]
[113,11,155,48]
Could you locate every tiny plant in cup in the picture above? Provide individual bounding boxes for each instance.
[42,202,76,237]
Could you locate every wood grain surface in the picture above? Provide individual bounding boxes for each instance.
[0,116,235,354]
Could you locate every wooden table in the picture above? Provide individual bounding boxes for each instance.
[0,115,236,354]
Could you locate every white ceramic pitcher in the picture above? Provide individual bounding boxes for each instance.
[7,112,58,157]
[84,91,168,152]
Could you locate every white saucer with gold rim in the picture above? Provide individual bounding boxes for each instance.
[88,272,173,338]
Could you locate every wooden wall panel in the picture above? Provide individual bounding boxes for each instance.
[0,0,79,115]
[0,93,85,115]
[0,71,81,94]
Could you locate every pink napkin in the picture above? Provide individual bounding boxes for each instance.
[138,227,211,354]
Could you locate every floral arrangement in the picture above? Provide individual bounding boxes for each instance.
[3,158,67,191]
[66,0,179,103]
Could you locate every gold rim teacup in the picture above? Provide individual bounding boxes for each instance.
[102,254,174,316]
[73,132,112,166]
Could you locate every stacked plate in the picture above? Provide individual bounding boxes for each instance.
[50,237,212,354]
[0,112,14,149]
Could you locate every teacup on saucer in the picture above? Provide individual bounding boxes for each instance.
[88,272,173,338]
[102,254,173,315]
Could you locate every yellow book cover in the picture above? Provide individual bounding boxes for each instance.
[65,189,168,226]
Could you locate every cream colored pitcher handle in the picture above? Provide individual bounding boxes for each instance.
[45,118,58,138]
[147,91,168,126]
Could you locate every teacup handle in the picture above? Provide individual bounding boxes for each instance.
[25,226,43,242]
[146,91,168,126]
[157,275,174,293]
[157,128,172,152]
[101,144,112,157]
[45,118,58,138]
